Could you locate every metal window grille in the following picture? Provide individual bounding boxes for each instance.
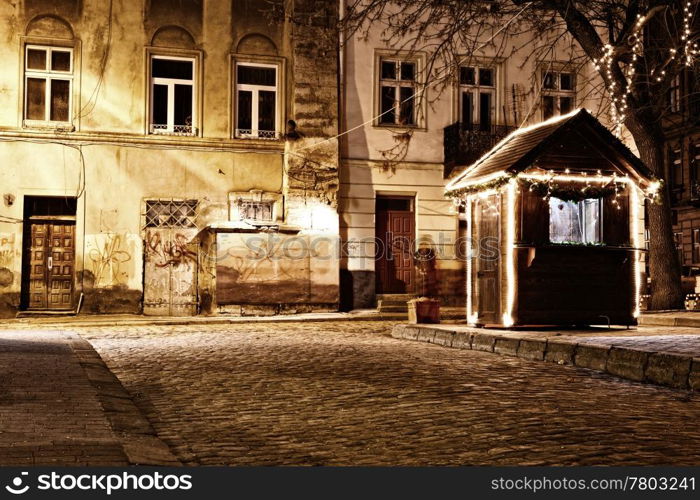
[238,200,273,221]
[144,200,199,229]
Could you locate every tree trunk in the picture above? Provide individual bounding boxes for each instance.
[626,114,684,310]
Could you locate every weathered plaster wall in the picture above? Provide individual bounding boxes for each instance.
[0,0,341,316]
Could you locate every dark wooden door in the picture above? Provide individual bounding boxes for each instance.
[28,223,75,310]
[476,195,500,323]
[376,207,415,294]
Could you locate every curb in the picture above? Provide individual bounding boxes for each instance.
[66,332,181,466]
[638,315,700,328]
[4,312,467,329]
[391,324,700,392]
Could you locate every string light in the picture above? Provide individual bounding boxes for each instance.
[465,196,477,326]
[502,179,517,328]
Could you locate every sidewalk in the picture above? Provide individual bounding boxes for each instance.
[0,330,179,466]
[392,323,700,391]
[0,308,466,329]
[639,310,700,328]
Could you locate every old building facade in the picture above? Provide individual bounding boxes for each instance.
[338,9,612,310]
[0,0,341,317]
[0,1,620,318]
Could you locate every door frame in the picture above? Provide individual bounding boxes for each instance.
[20,195,80,311]
[21,217,78,311]
[375,194,416,294]
[475,193,501,324]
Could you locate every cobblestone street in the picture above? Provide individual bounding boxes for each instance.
[75,321,700,466]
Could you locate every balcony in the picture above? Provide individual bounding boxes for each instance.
[444,122,515,177]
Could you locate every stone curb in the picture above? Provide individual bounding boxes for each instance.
[4,311,467,330]
[638,315,700,328]
[391,325,697,391]
[66,332,181,466]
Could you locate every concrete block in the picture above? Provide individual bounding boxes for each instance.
[573,344,609,372]
[402,326,421,341]
[493,338,520,357]
[517,339,546,361]
[391,325,407,339]
[451,332,472,350]
[606,347,648,382]
[472,333,496,352]
[432,330,455,347]
[644,352,692,389]
[416,328,436,343]
[545,341,577,365]
[688,359,700,391]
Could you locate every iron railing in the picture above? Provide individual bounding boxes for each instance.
[444,122,515,176]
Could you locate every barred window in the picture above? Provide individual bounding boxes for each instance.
[145,200,198,228]
[237,200,273,221]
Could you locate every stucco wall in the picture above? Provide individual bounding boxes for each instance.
[0,0,341,316]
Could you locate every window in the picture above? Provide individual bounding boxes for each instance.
[24,45,73,124]
[229,191,282,223]
[459,65,495,131]
[669,74,681,113]
[145,200,198,228]
[378,58,418,126]
[235,63,279,139]
[237,200,273,221]
[150,56,196,136]
[548,197,602,244]
[670,145,683,188]
[541,70,575,120]
[693,229,700,264]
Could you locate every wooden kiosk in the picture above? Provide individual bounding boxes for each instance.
[446,109,660,327]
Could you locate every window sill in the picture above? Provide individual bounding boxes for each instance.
[23,121,75,132]
[234,130,281,141]
[150,125,197,137]
[373,123,426,132]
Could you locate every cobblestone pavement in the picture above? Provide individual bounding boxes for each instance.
[0,331,129,466]
[77,321,700,466]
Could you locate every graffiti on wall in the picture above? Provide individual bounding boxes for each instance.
[87,233,132,287]
[146,232,197,268]
[0,233,16,268]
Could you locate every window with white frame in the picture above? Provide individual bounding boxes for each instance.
[235,63,279,139]
[378,58,418,126]
[24,45,73,124]
[150,55,196,136]
[541,70,575,120]
[459,65,495,131]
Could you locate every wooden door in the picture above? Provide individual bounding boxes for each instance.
[143,227,198,316]
[28,222,75,310]
[376,204,415,294]
[476,195,500,323]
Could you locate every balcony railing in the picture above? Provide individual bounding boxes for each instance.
[444,122,515,176]
[235,129,281,140]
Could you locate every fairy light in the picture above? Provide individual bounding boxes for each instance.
[446,109,584,192]
[465,195,477,326]
[631,185,642,318]
[683,1,699,66]
[502,179,517,328]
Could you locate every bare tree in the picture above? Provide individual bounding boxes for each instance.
[342,0,699,310]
